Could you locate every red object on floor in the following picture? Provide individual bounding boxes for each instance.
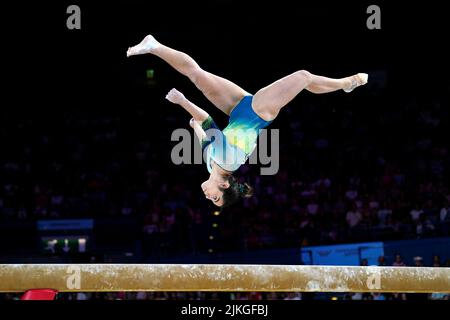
[20,289,58,300]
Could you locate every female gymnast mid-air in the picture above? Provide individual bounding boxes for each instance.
[127,35,368,208]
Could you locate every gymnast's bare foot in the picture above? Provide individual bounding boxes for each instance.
[343,73,369,92]
[127,34,160,57]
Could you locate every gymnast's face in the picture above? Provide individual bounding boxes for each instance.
[201,179,229,207]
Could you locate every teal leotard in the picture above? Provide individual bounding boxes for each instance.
[201,95,272,173]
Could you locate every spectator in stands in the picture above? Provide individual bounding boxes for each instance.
[440,202,449,222]
[378,256,387,266]
[432,255,441,267]
[346,204,362,228]
[410,204,424,222]
[392,254,406,267]
[284,292,302,300]
[413,256,424,267]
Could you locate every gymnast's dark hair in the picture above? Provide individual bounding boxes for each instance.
[220,175,253,208]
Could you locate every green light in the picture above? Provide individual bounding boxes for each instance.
[146,69,154,79]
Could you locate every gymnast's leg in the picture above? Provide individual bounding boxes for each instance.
[252,70,368,121]
[127,35,249,115]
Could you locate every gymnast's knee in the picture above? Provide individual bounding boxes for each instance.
[295,70,313,85]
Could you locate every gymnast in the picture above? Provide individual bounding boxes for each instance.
[127,35,368,207]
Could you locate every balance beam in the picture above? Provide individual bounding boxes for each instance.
[0,264,449,293]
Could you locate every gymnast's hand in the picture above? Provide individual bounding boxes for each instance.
[165,88,186,105]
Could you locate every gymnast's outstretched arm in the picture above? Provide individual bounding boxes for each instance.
[165,88,207,141]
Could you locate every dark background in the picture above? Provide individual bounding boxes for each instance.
[3,0,449,164]
[4,0,449,110]
[1,0,450,258]
[0,0,449,302]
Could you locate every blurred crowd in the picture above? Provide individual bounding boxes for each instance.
[1,73,450,301]
[4,291,446,301]
[1,79,450,256]
[2,290,448,301]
